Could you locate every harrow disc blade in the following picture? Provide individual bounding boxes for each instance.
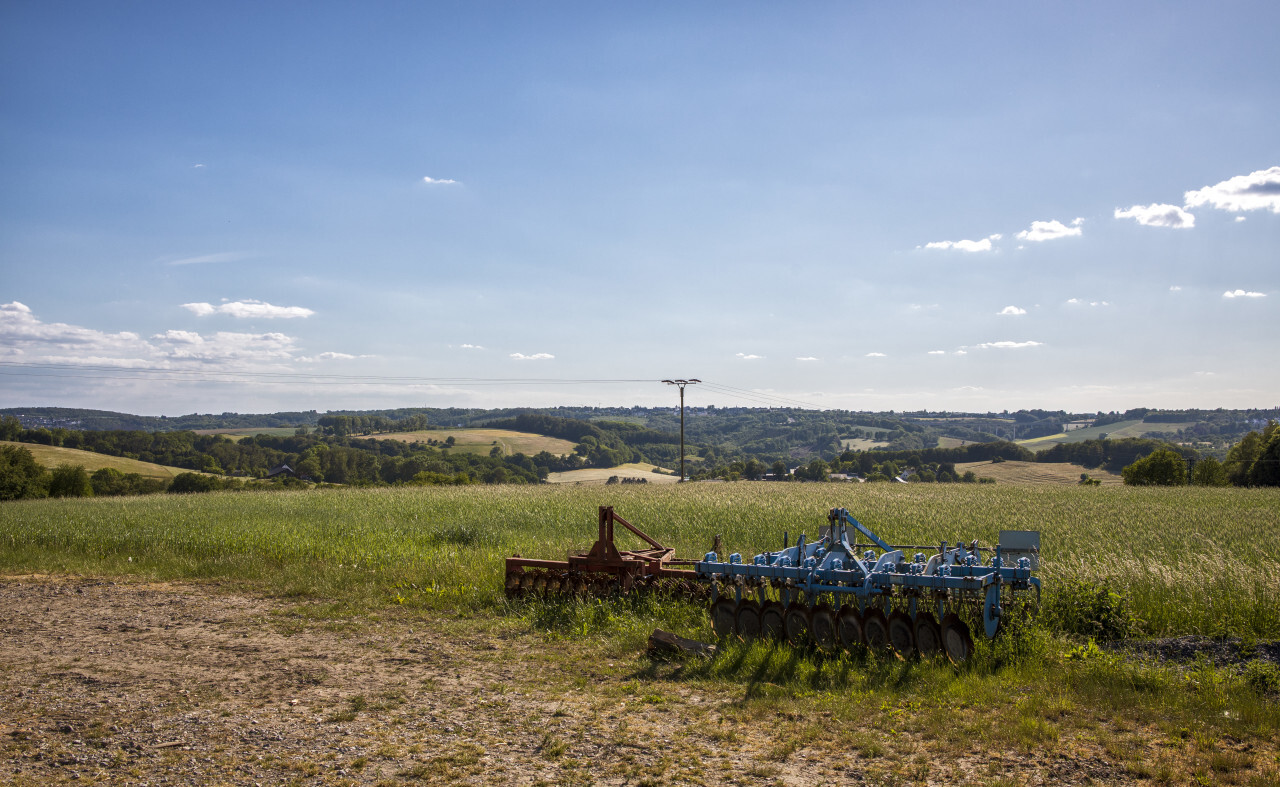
[783,603,811,646]
[941,613,974,665]
[759,601,786,641]
[836,605,864,648]
[887,611,916,658]
[810,604,837,649]
[863,609,890,650]
[735,600,762,639]
[711,598,737,639]
[913,612,943,657]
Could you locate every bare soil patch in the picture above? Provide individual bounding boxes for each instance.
[0,576,1234,785]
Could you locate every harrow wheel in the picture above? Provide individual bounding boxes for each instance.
[504,571,523,597]
[913,612,943,657]
[863,609,890,650]
[735,600,762,639]
[711,598,738,639]
[532,573,547,594]
[941,613,974,665]
[887,611,916,658]
[783,603,812,646]
[836,605,864,648]
[810,604,837,649]
[759,601,786,641]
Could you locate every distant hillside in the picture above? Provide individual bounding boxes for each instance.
[2,407,320,432]
[1,440,195,480]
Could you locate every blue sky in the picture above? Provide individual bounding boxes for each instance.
[2,1,1277,415]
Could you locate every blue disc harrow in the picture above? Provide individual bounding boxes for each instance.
[695,507,1041,663]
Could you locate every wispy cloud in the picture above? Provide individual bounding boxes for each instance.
[183,300,315,319]
[922,234,1001,252]
[865,352,886,357]
[975,340,1043,349]
[1066,299,1110,307]
[460,343,485,350]
[298,351,368,362]
[1170,286,1182,291]
[927,350,947,355]
[795,356,820,361]
[1114,203,1195,228]
[1016,218,1083,242]
[1223,289,1266,299]
[735,352,764,360]
[166,251,257,266]
[1184,166,1280,213]
[510,352,554,360]
[998,306,1027,316]
[422,176,459,185]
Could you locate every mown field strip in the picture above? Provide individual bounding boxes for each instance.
[1,440,194,480]
[2,483,1277,638]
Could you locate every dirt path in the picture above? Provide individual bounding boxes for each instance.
[0,576,1145,785]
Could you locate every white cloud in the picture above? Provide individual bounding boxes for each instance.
[1067,299,1110,307]
[1195,371,1217,377]
[1223,289,1266,299]
[735,352,764,360]
[298,351,367,362]
[927,350,946,355]
[422,176,459,185]
[1169,286,1182,291]
[954,350,968,355]
[152,330,298,362]
[1184,166,1280,213]
[0,301,150,357]
[1114,203,1195,228]
[192,163,206,169]
[509,352,554,360]
[975,340,1044,349]
[460,344,485,350]
[922,233,1001,252]
[865,352,886,357]
[1016,219,1083,242]
[795,356,820,361]
[166,251,256,266]
[1235,216,1247,222]
[998,306,1027,316]
[182,300,315,319]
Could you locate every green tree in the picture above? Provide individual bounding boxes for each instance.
[1121,449,1187,486]
[0,444,48,500]
[90,467,129,496]
[1189,457,1230,487]
[169,472,221,493]
[48,464,93,497]
[771,460,788,480]
[1224,431,1263,486]
[1247,422,1280,487]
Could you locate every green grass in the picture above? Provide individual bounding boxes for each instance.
[2,484,1277,639]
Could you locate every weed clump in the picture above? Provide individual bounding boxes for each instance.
[1040,578,1137,640]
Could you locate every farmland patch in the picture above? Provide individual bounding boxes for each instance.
[0,440,193,480]
[353,428,578,457]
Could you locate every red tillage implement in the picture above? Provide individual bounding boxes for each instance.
[503,506,703,598]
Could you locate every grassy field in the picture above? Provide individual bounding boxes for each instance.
[194,427,306,438]
[1,440,195,480]
[2,483,1276,639]
[3,483,1278,782]
[545,463,679,485]
[353,428,577,457]
[955,460,1124,486]
[840,437,890,451]
[1019,419,1196,450]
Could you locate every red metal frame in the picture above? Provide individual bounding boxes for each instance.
[505,506,694,580]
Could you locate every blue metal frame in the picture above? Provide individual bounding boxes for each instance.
[695,507,1040,639]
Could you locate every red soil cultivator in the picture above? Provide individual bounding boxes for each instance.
[503,506,704,598]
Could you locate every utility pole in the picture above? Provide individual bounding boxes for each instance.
[662,379,700,481]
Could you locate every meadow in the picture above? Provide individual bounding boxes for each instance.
[3,483,1277,640]
[953,460,1125,486]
